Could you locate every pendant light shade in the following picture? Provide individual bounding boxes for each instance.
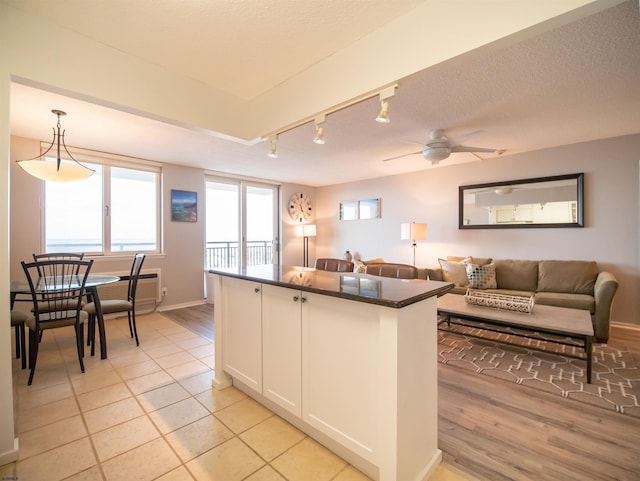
[17,109,95,182]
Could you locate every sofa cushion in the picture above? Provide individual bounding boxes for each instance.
[494,259,538,291]
[448,256,493,265]
[465,262,497,289]
[484,288,536,298]
[438,258,470,286]
[537,260,598,295]
[534,292,595,313]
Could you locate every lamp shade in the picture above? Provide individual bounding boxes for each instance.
[400,222,427,241]
[18,158,94,182]
[295,224,317,237]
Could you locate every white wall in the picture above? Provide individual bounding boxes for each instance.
[315,134,640,327]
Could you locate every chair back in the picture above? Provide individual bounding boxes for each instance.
[128,253,146,303]
[315,258,354,272]
[365,262,418,279]
[33,253,85,277]
[21,259,94,328]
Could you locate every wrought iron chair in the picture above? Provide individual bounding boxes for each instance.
[21,259,94,385]
[85,253,146,351]
[11,310,27,370]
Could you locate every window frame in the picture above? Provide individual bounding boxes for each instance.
[40,146,162,256]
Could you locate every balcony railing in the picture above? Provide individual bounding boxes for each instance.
[205,240,273,269]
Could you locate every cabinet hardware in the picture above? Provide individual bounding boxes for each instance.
[254,287,260,293]
[293,296,299,302]
[301,297,307,303]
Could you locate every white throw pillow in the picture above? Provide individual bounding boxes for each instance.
[438,258,470,287]
[465,262,497,289]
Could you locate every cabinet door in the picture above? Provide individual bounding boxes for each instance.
[302,293,379,462]
[221,276,262,392]
[262,284,302,416]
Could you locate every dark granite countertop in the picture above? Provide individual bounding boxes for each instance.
[209,265,453,308]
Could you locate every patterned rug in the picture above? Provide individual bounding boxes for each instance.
[438,320,640,418]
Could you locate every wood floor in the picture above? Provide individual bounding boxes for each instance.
[162,305,640,481]
[160,303,214,340]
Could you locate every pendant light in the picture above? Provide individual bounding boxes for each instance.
[17,109,95,182]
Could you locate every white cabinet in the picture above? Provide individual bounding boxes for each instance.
[213,273,441,481]
[221,276,262,392]
[262,284,303,416]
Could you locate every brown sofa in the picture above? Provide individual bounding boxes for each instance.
[427,257,619,342]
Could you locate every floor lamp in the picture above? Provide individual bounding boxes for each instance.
[296,224,316,267]
[401,222,427,266]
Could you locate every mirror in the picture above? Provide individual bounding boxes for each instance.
[459,173,584,229]
[340,198,381,220]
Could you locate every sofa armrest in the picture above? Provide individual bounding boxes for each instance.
[593,271,619,342]
[427,267,444,281]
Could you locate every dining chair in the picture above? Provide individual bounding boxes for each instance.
[314,258,354,272]
[11,310,27,369]
[21,258,94,385]
[85,253,146,351]
[30,253,87,346]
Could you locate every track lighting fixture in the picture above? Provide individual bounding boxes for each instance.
[261,84,398,156]
[267,134,278,158]
[313,115,326,145]
[375,85,397,124]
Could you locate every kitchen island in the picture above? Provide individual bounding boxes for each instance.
[209,265,452,481]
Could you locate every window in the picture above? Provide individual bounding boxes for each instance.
[44,151,160,255]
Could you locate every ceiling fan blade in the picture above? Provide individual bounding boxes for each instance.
[451,145,496,154]
[451,129,487,145]
[381,151,421,162]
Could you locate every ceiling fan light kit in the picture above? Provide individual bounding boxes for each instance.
[383,129,504,165]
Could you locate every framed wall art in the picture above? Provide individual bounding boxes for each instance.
[171,189,197,222]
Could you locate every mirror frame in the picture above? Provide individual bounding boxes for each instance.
[459,173,584,229]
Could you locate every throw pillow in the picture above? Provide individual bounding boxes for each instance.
[354,257,385,273]
[465,262,497,289]
[438,258,470,287]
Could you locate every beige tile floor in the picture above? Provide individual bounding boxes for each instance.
[3,311,478,481]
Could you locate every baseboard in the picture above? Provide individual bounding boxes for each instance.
[157,300,206,312]
[0,438,19,467]
[611,321,640,331]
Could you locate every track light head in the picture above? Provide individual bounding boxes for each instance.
[267,134,278,158]
[313,115,326,145]
[313,125,325,145]
[376,99,390,123]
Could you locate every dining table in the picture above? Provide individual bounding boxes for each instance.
[10,274,120,360]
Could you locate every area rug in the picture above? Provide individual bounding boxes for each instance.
[438,320,640,418]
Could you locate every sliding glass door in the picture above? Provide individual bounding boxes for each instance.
[205,178,278,269]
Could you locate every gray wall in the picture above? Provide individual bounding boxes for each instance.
[314,134,640,327]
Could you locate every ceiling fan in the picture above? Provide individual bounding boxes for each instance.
[382,129,505,164]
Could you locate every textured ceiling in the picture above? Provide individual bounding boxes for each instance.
[3,0,423,100]
[7,1,640,186]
